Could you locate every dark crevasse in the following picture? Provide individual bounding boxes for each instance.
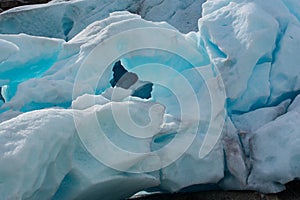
[110,60,153,99]
[0,87,5,102]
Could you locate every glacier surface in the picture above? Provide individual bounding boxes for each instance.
[0,0,300,199]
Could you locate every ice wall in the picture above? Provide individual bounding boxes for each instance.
[200,0,300,113]
[0,0,300,199]
[0,9,225,199]
[0,0,205,40]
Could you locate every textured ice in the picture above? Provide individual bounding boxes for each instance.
[0,109,75,199]
[247,95,300,193]
[0,102,163,200]
[0,0,300,199]
[200,0,300,113]
[0,0,205,39]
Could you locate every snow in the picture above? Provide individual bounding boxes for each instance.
[0,0,300,199]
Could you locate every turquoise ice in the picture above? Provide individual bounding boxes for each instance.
[0,0,300,199]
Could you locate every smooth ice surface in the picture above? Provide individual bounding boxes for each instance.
[0,0,300,199]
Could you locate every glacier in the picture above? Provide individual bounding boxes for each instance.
[0,0,300,199]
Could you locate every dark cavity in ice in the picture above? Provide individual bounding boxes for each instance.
[110,60,153,99]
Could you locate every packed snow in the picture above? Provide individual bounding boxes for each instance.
[0,0,300,199]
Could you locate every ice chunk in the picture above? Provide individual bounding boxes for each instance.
[0,0,204,40]
[0,11,180,115]
[72,93,110,110]
[0,109,75,199]
[248,99,300,192]
[0,34,64,103]
[0,99,167,199]
[200,1,278,112]
[218,117,248,190]
[231,100,291,159]
[200,0,300,113]
[269,23,300,104]
[232,99,291,133]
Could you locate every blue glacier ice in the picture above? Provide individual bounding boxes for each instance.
[0,0,300,199]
